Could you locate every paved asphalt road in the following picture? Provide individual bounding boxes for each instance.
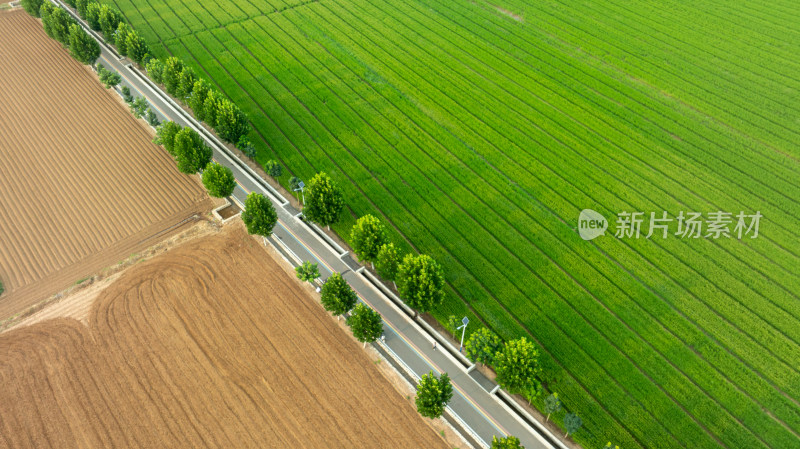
[57,5,567,447]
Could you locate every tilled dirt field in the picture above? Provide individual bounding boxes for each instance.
[0,10,212,319]
[0,224,448,448]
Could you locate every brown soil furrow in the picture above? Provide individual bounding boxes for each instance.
[0,224,448,448]
[0,10,211,318]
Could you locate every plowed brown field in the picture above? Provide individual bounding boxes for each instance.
[0,225,448,448]
[0,10,212,319]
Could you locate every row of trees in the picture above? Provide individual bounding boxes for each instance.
[154,122,212,175]
[146,57,249,145]
[349,213,446,314]
[462,328,584,439]
[28,2,99,65]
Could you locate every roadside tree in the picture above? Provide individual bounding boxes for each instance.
[125,30,148,65]
[465,328,502,366]
[201,162,235,198]
[76,0,88,17]
[347,303,383,347]
[295,261,319,283]
[237,136,256,159]
[39,3,56,38]
[145,58,165,84]
[203,89,222,126]
[114,22,131,56]
[129,96,148,118]
[491,435,523,449]
[176,66,197,101]
[98,5,121,38]
[375,242,400,283]
[145,109,159,127]
[48,7,74,45]
[396,254,444,313]
[22,0,45,17]
[415,371,453,419]
[97,65,120,89]
[304,172,344,230]
[321,272,357,320]
[242,193,278,237]
[350,214,387,266]
[214,99,249,143]
[447,315,459,339]
[85,2,101,31]
[264,160,282,178]
[121,85,133,103]
[68,24,100,64]
[564,413,582,438]
[189,79,212,121]
[162,57,184,96]
[154,121,181,155]
[544,392,561,422]
[495,337,541,398]
[173,127,211,174]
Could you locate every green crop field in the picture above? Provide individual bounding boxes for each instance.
[101,0,800,447]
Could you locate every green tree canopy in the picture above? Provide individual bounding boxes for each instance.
[396,254,445,313]
[347,303,383,348]
[121,85,133,103]
[114,22,131,56]
[201,162,235,198]
[21,0,45,17]
[295,261,319,283]
[320,272,357,319]
[304,172,344,229]
[145,57,165,84]
[68,24,100,65]
[49,7,74,45]
[97,65,121,89]
[85,2,101,31]
[495,337,541,396]
[491,435,524,449]
[237,136,256,159]
[154,121,182,155]
[173,127,211,174]
[350,214,387,264]
[264,160,282,178]
[98,5,121,37]
[214,99,249,143]
[447,315,459,339]
[375,243,400,282]
[564,413,582,438]
[415,371,453,419]
[465,328,503,366]
[162,57,184,95]
[203,89,222,126]
[188,78,212,121]
[242,192,278,237]
[39,3,56,38]
[125,30,148,65]
[544,392,561,422]
[176,66,197,100]
[129,96,148,118]
[76,0,89,17]
[146,109,160,127]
